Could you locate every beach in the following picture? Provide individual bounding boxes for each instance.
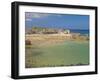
[25,33,89,47]
[25,33,89,68]
[25,12,89,68]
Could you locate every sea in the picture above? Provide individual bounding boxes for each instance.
[70,29,89,36]
[25,29,89,68]
[26,41,89,68]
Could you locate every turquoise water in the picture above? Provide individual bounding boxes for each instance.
[25,41,89,68]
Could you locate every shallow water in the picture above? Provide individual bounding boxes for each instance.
[25,41,89,68]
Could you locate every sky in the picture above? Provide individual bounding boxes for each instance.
[25,12,89,30]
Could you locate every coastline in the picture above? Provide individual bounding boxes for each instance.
[25,28,89,68]
[25,33,89,47]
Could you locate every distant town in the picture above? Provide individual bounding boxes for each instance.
[25,27,70,34]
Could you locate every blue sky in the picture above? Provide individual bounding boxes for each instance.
[25,12,89,30]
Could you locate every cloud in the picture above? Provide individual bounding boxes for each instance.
[25,12,50,19]
[32,13,50,18]
[25,18,32,21]
[25,12,63,21]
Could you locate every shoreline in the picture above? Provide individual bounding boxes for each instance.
[25,33,89,47]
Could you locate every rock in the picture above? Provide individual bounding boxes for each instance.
[25,39,32,45]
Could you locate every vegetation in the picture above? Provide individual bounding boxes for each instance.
[26,27,69,34]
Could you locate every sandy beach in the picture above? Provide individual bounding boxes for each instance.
[25,33,89,47]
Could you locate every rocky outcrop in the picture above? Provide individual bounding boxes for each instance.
[25,39,32,45]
